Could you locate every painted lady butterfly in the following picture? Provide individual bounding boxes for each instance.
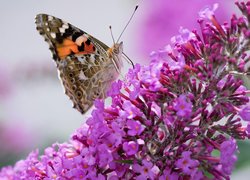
[35,14,124,114]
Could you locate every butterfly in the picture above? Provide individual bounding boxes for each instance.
[35,14,124,114]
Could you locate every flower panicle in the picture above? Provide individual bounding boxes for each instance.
[1,1,250,179]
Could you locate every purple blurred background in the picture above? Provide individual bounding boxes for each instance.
[1,1,248,178]
[137,0,233,57]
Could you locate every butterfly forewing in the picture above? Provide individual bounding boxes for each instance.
[35,14,107,61]
[35,14,121,114]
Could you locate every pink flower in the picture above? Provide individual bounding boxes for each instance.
[239,105,250,121]
[173,94,193,118]
[171,27,196,44]
[127,119,144,136]
[119,100,142,119]
[175,151,199,175]
[133,160,155,180]
[159,169,178,180]
[220,138,238,175]
[199,3,219,19]
[122,141,139,155]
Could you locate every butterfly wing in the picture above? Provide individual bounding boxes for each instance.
[35,14,109,61]
[58,53,115,113]
[35,14,118,114]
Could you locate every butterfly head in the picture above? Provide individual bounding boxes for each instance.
[107,42,123,71]
[109,42,123,55]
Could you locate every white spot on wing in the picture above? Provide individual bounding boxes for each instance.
[78,56,86,63]
[89,54,96,63]
[76,36,86,46]
[48,16,53,21]
[62,23,69,29]
[59,27,66,33]
[50,32,56,39]
[79,71,88,80]
[58,23,69,34]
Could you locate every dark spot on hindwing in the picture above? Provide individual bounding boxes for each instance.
[68,73,74,78]
[76,90,83,99]
[72,85,77,91]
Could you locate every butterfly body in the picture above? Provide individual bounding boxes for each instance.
[35,14,123,114]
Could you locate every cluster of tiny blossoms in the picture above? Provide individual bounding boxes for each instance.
[1,1,250,180]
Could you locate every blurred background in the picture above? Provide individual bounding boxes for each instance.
[0,0,249,179]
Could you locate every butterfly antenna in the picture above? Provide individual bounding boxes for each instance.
[117,5,138,43]
[109,25,115,44]
[123,52,135,68]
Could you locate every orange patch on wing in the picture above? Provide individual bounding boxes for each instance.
[56,39,96,59]
[80,43,95,54]
[56,39,78,58]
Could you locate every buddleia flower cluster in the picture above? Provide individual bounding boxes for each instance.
[1,1,250,179]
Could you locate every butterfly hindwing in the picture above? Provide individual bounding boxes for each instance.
[57,53,114,113]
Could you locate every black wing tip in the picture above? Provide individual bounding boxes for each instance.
[35,14,46,27]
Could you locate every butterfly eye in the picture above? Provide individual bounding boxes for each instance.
[113,48,119,54]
